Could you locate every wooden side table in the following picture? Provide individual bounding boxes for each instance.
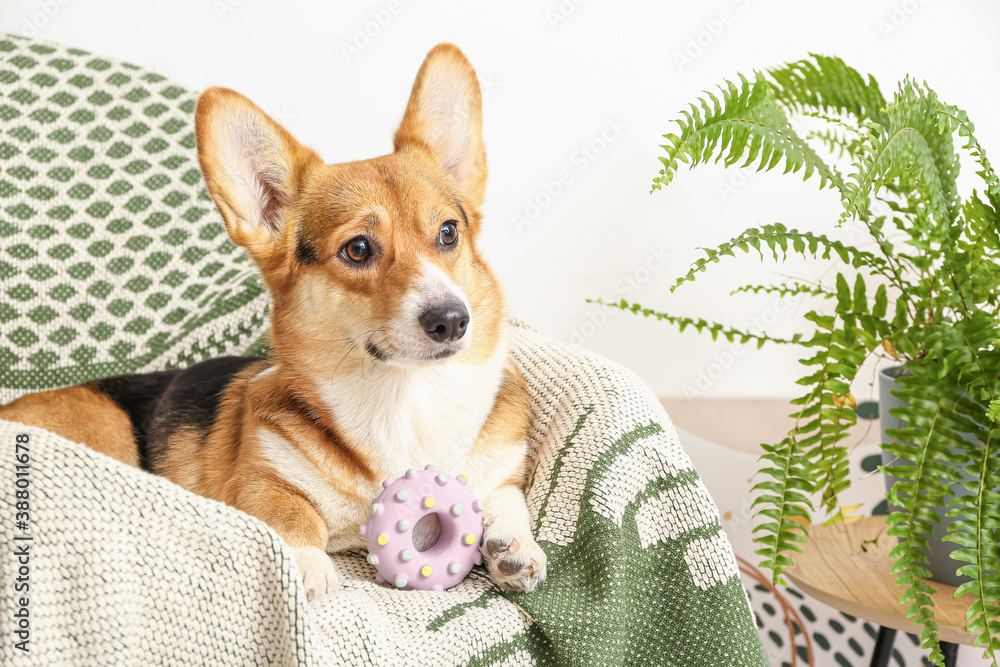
[784,516,979,667]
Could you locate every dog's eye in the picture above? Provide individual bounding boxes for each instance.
[342,236,371,263]
[438,221,459,247]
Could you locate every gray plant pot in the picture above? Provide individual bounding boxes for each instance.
[878,366,979,587]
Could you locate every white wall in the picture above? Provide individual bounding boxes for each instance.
[3,0,998,400]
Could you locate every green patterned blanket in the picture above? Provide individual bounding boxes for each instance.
[0,34,767,665]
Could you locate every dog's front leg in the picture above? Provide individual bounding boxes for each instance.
[466,366,548,592]
[230,473,339,601]
[480,480,548,593]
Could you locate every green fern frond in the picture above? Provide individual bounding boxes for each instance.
[956,191,1000,315]
[766,54,886,124]
[842,79,960,231]
[947,433,1000,662]
[964,193,1000,255]
[944,340,1000,659]
[800,111,865,160]
[948,316,1000,393]
[731,281,836,299]
[751,433,813,583]
[805,127,862,161]
[800,110,865,132]
[752,312,859,581]
[588,298,802,347]
[882,370,961,663]
[840,276,892,350]
[652,71,844,193]
[791,312,862,514]
[938,103,1000,207]
[881,322,1000,664]
[671,223,890,292]
[989,399,1000,425]
[752,316,856,583]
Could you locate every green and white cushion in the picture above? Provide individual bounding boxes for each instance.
[0,33,767,665]
[0,33,267,404]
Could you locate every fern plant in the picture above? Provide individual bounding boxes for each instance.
[596,55,1000,665]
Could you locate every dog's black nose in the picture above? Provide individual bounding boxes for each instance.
[419,302,469,343]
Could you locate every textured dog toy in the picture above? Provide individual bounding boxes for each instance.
[360,465,484,591]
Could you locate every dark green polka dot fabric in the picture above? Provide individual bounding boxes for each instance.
[0,33,267,402]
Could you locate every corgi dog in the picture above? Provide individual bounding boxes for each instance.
[0,43,547,600]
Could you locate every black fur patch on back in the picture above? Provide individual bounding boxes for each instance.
[92,370,181,468]
[146,356,264,472]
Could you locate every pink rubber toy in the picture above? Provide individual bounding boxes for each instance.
[360,465,484,591]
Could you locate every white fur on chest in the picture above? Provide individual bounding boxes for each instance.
[319,333,509,474]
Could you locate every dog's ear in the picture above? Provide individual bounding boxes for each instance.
[394,44,487,207]
[196,87,319,260]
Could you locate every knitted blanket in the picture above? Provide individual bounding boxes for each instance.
[1,324,766,666]
[0,33,767,665]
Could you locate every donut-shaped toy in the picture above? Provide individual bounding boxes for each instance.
[359,465,484,591]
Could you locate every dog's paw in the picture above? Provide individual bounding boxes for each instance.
[292,546,339,602]
[481,514,547,593]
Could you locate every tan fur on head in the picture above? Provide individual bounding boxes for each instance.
[196,46,502,384]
